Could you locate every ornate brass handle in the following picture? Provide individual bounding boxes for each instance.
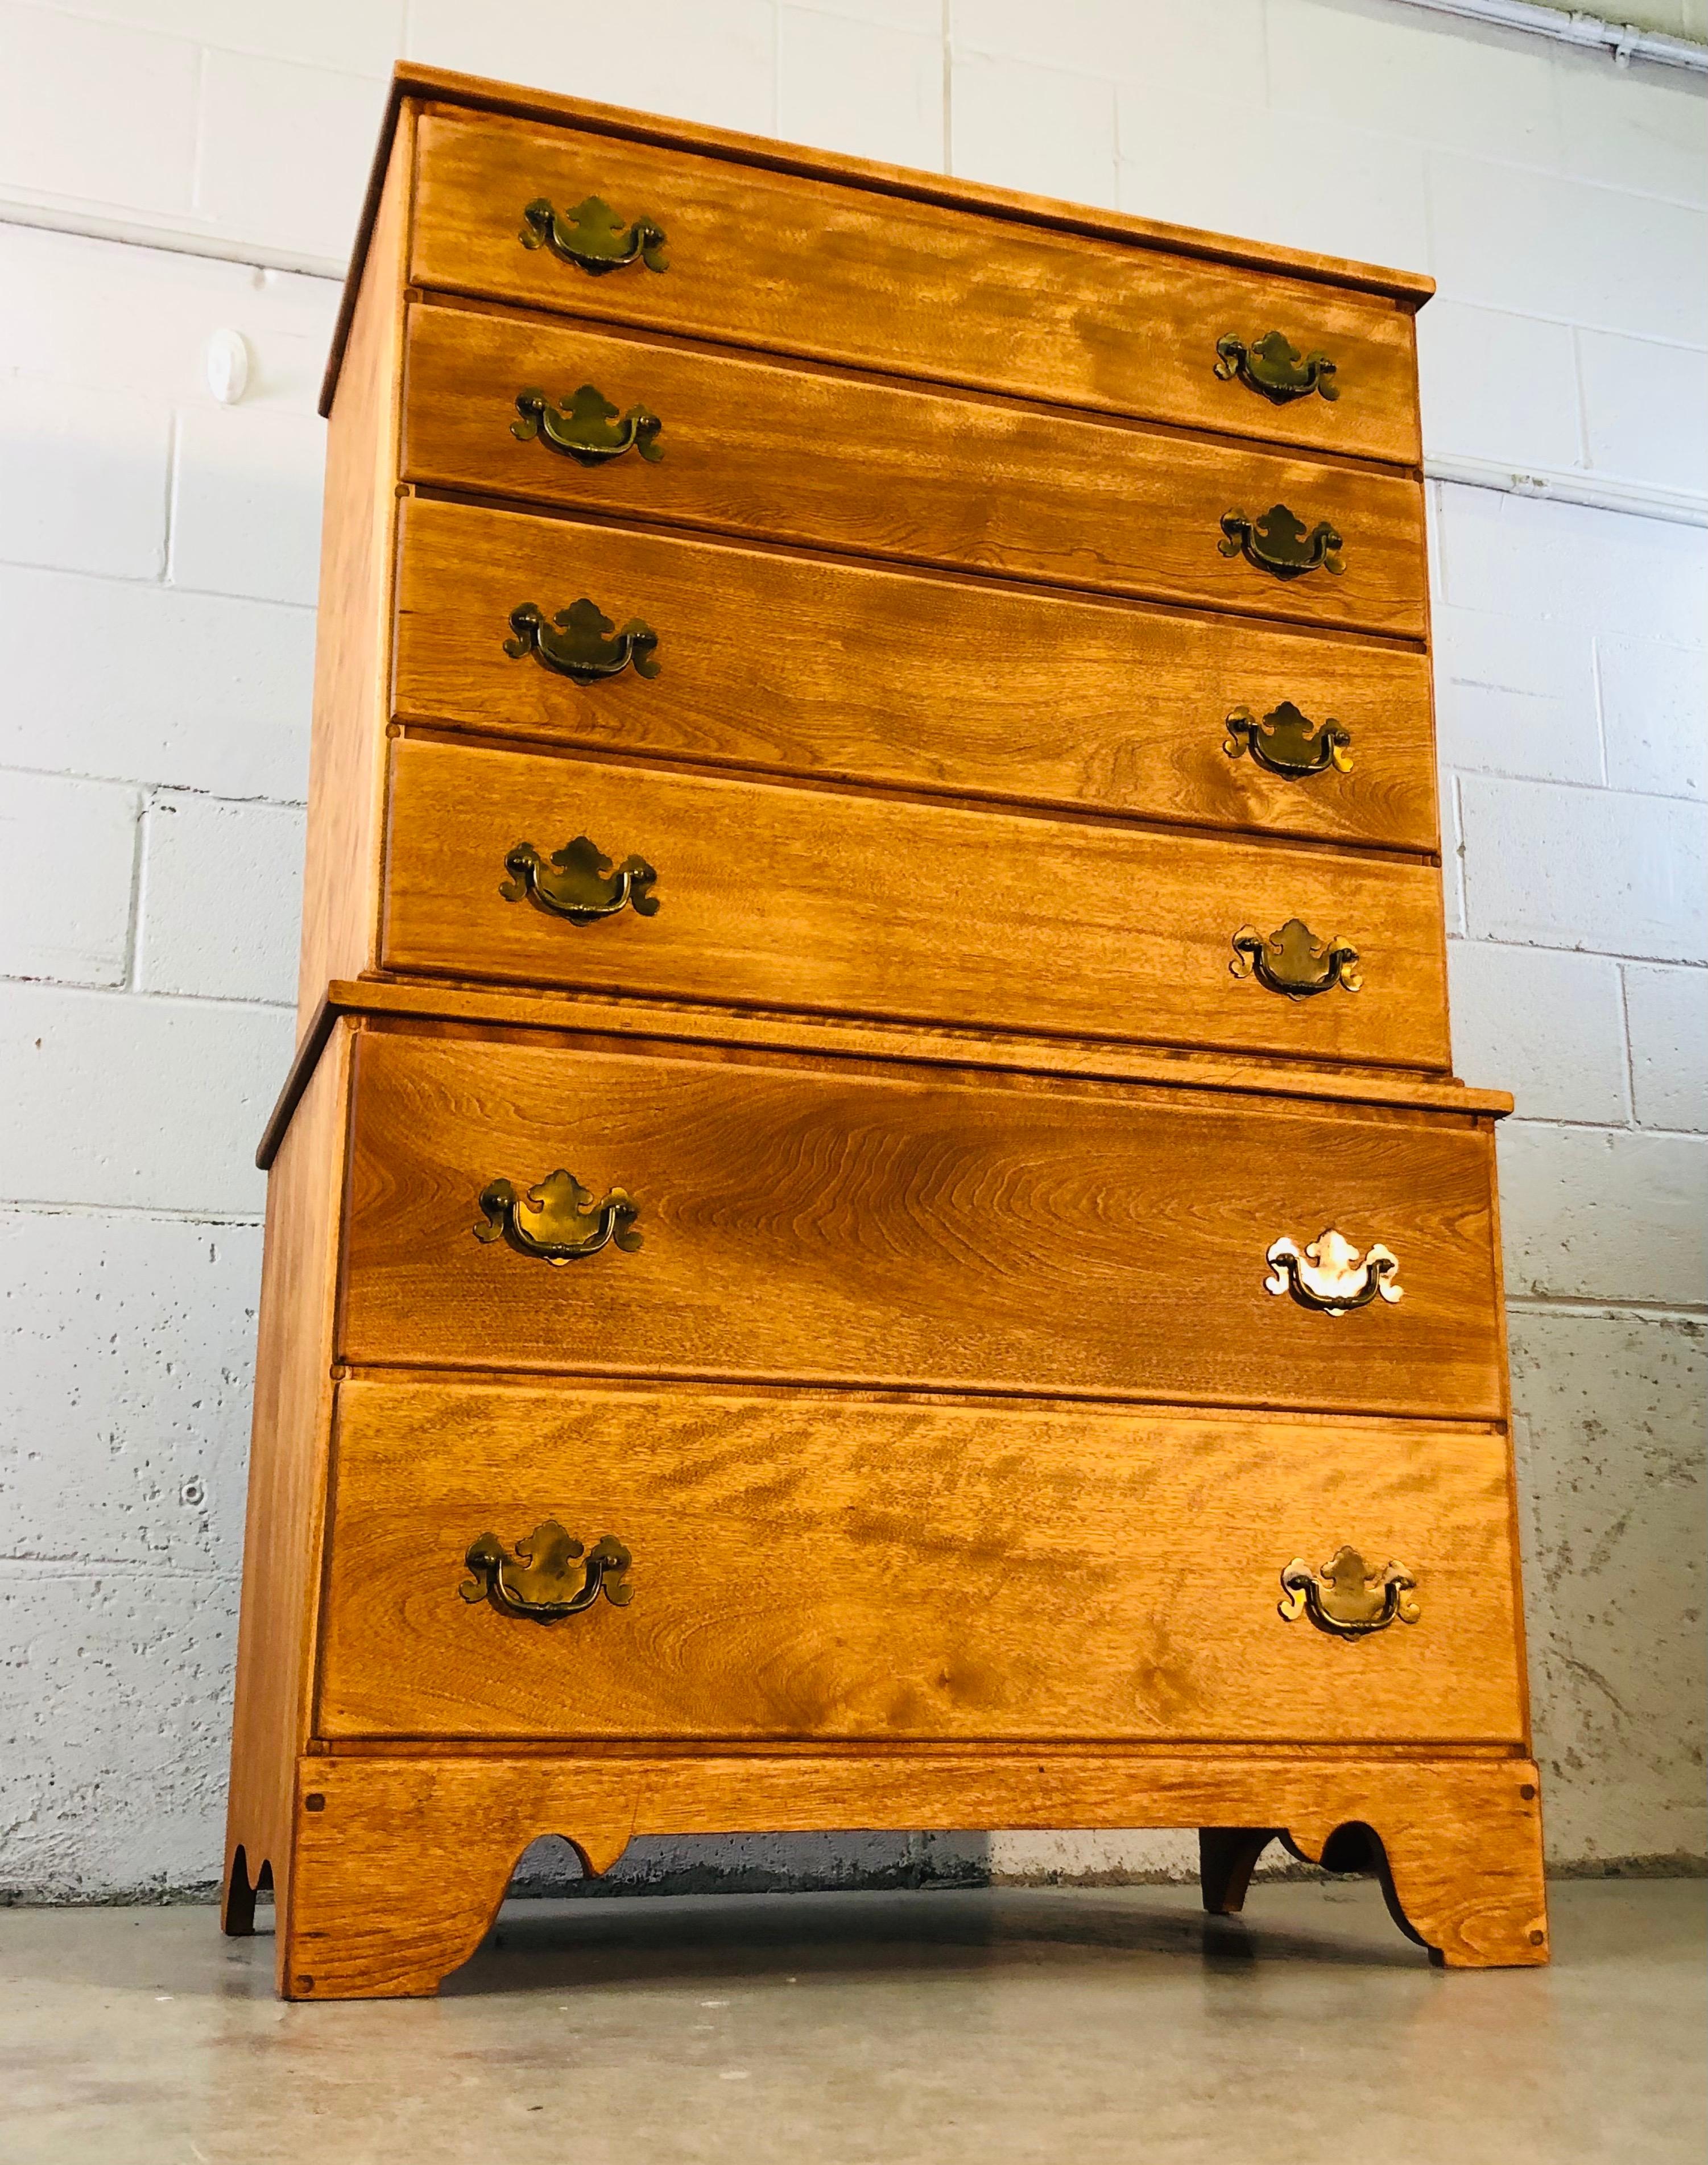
[513,385,663,466]
[461,1521,635,1622]
[1224,701,1351,778]
[1219,505,1344,581]
[1264,1229,1401,1314]
[474,1168,642,1265]
[505,600,660,683]
[520,195,668,275]
[1230,918,1360,998]
[501,835,660,923]
[1279,1547,1419,1636]
[1215,332,1338,405]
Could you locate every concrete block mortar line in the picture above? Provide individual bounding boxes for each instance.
[0,547,318,609]
[187,38,213,226]
[0,1200,263,1224]
[1448,766,1708,813]
[1506,1112,1708,1142]
[1498,1282,1697,1316]
[121,790,150,993]
[1419,129,1441,281]
[941,0,953,172]
[1496,313,1708,357]
[0,1559,237,1584]
[0,979,293,1013]
[1448,771,1471,931]
[0,759,305,809]
[1589,615,1612,784]
[1618,961,1643,1119]
[1447,935,1708,963]
[1506,1291,1708,1317]
[1421,139,1708,218]
[160,406,181,604]
[1458,937,1708,968]
[0,969,299,1009]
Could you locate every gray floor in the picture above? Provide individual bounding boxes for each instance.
[1,1878,1701,2164]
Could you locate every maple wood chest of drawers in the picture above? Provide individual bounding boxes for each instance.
[223,64,1549,1999]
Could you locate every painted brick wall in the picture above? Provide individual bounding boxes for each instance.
[1,0,1703,1898]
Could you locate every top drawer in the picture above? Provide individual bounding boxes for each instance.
[411,110,1424,469]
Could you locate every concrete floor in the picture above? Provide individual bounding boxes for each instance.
[1,1879,1701,2164]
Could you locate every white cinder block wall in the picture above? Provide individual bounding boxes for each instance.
[1,0,1702,1900]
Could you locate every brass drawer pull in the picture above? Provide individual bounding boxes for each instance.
[1264,1229,1401,1314]
[501,834,660,923]
[505,599,660,683]
[462,1520,635,1623]
[513,384,663,465]
[1230,917,1360,998]
[1224,701,1351,779]
[1279,1547,1419,1636]
[520,195,668,275]
[1214,332,1338,405]
[1219,504,1343,581]
[474,1168,642,1264]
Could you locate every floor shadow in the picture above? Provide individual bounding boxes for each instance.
[441,1880,1422,1997]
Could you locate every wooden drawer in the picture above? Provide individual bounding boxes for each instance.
[380,737,1451,1069]
[338,1028,1504,1420]
[400,303,1428,639]
[395,498,1442,853]
[412,110,1423,468]
[316,1379,1524,1744]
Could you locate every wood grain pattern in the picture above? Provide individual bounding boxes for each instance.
[381,737,1451,1068]
[221,1022,353,1947]
[317,1380,1524,1745]
[400,303,1429,638]
[260,981,1511,1172]
[394,498,1441,852]
[295,117,412,1020]
[280,1750,1546,1997]
[411,110,1422,467]
[339,1027,1504,1418]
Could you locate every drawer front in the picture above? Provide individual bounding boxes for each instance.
[340,1030,1504,1419]
[396,498,1441,853]
[317,1381,1524,1744]
[412,111,1422,468]
[381,737,1451,1070]
[401,303,1428,639]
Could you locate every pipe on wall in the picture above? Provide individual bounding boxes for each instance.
[1392,0,1708,72]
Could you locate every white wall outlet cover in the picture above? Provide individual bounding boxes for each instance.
[206,328,251,405]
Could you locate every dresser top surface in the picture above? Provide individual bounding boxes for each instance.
[321,62,1436,418]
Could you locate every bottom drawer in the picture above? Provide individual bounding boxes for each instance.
[317,1381,1525,1746]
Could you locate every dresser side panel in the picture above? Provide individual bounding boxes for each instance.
[295,114,414,1019]
[224,1022,355,1958]
[1482,1112,1534,1750]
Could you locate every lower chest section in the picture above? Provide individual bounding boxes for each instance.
[312,1022,1521,1752]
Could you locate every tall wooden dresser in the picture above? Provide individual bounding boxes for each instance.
[223,64,1550,1998]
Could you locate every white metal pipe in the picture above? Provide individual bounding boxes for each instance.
[1391,0,1708,71]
